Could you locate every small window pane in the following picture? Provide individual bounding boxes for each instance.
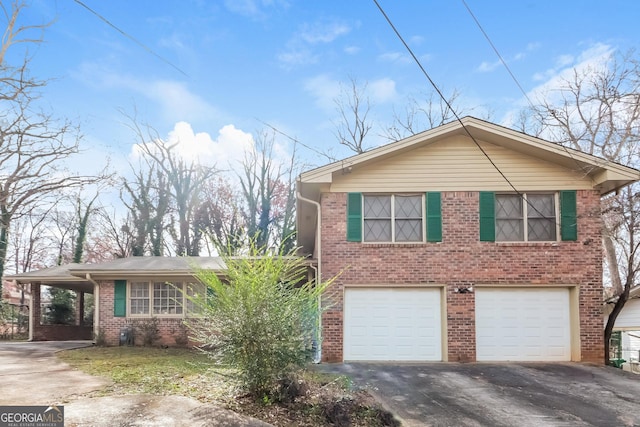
[396,219,422,241]
[528,194,555,218]
[364,196,391,218]
[395,195,422,219]
[528,218,556,241]
[496,219,524,241]
[364,219,392,241]
[496,194,522,219]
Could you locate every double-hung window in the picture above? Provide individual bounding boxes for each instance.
[363,194,423,242]
[495,193,557,242]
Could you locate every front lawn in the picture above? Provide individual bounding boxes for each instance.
[58,346,399,427]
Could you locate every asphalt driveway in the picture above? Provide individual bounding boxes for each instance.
[321,363,640,427]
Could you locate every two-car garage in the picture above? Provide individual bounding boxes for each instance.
[342,287,574,362]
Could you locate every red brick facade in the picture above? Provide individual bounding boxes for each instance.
[98,281,189,347]
[319,190,604,363]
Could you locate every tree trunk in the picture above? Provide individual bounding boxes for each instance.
[604,282,631,365]
[0,223,8,299]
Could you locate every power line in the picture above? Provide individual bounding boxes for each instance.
[460,0,593,178]
[371,0,564,229]
[461,0,534,109]
[371,0,520,194]
[73,0,188,78]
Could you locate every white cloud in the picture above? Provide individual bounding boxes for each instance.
[131,122,254,170]
[528,43,614,104]
[304,74,341,111]
[143,80,221,124]
[344,45,360,55]
[378,51,411,64]
[278,18,351,68]
[299,21,350,44]
[369,78,397,103]
[502,43,616,127]
[73,63,222,126]
[477,59,502,73]
[410,35,425,46]
[224,0,290,19]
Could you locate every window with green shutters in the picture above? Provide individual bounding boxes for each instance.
[346,192,442,243]
[479,191,577,242]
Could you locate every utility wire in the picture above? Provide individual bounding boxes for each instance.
[461,0,593,177]
[371,0,520,195]
[73,0,188,78]
[461,0,534,109]
[372,0,564,229]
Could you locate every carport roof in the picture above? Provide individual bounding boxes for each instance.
[6,263,94,294]
[66,256,226,279]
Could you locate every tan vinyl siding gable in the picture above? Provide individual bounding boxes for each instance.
[330,135,595,192]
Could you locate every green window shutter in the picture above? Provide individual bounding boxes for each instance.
[114,280,127,317]
[479,191,496,242]
[426,192,442,242]
[560,190,578,241]
[346,192,362,242]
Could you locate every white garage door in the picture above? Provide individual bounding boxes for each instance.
[476,288,571,361]
[344,288,442,361]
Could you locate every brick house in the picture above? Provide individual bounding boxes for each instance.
[296,117,640,363]
[7,258,223,345]
[7,117,640,362]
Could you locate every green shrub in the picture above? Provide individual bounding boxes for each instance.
[186,249,333,398]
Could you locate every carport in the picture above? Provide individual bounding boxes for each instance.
[7,264,94,341]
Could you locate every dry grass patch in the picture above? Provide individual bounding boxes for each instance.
[58,346,400,426]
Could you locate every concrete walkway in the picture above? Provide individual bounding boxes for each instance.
[0,341,270,427]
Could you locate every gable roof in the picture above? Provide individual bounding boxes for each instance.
[299,117,639,195]
[296,117,640,255]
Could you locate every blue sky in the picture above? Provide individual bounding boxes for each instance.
[15,0,640,174]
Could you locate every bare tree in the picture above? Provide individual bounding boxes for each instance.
[384,90,467,141]
[72,191,100,263]
[0,1,107,296]
[121,161,170,256]
[238,130,299,253]
[333,77,373,154]
[524,50,640,364]
[124,116,218,256]
[96,209,135,259]
[199,177,245,256]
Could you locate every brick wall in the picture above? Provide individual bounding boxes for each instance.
[98,281,189,347]
[320,190,604,363]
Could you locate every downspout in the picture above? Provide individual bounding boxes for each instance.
[86,274,99,342]
[296,191,322,363]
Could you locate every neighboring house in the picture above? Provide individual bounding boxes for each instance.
[296,117,640,363]
[8,258,222,345]
[607,285,640,367]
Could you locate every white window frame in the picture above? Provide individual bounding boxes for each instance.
[495,192,559,242]
[363,194,425,243]
[127,280,205,318]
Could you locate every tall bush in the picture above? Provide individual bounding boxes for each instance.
[186,249,332,398]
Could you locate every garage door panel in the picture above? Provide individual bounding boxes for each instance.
[344,288,442,361]
[476,288,571,361]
